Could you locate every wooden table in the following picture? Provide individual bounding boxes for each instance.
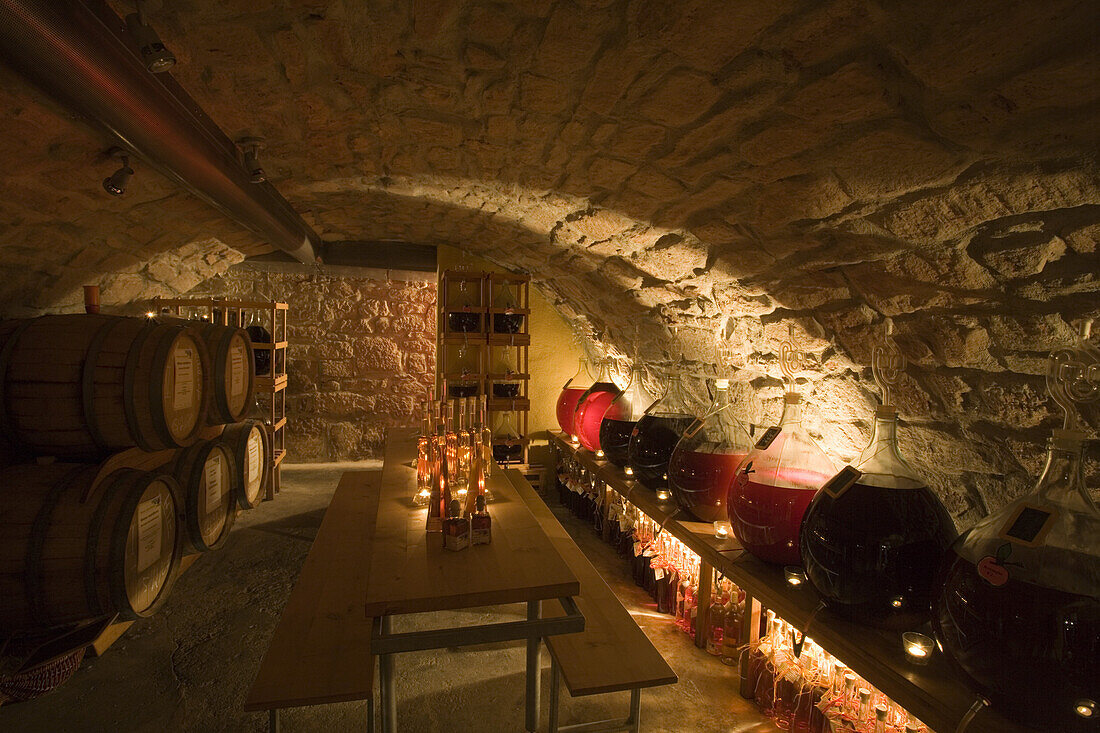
[550,432,1030,733]
[370,428,584,733]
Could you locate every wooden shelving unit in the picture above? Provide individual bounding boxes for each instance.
[437,270,531,465]
[549,432,1030,733]
[153,297,288,498]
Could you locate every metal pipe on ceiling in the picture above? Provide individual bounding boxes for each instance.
[0,0,320,264]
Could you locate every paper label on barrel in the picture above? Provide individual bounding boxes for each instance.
[231,347,245,396]
[173,349,194,410]
[205,454,223,511]
[248,435,262,484]
[136,497,162,572]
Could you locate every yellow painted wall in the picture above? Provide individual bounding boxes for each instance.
[437,245,581,461]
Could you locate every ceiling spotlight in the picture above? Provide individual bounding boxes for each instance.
[238,137,266,183]
[103,149,134,196]
[125,9,176,73]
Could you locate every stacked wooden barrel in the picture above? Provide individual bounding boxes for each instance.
[0,313,273,646]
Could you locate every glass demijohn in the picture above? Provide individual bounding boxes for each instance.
[933,322,1100,731]
[668,379,753,522]
[556,356,590,437]
[627,368,702,490]
[599,364,657,469]
[728,331,836,564]
[572,358,622,452]
[800,321,956,628]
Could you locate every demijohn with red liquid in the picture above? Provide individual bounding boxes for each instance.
[669,378,753,523]
[572,358,621,452]
[728,330,836,564]
[627,368,703,490]
[934,323,1100,731]
[801,321,956,629]
[599,364,656,470]
[555,356,590,438]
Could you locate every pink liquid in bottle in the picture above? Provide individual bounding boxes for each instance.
[728,467,832,565]
[574,383,619,451]
[556,387,586,436]
[669,449,747,523]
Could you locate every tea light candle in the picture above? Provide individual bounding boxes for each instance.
[902,632,934,665]
[784,566,807,587]
[596,449,605,458]
[570,434,579,445]
[655,489,670,502]
[713,521,731,539]
[624,466,634,477]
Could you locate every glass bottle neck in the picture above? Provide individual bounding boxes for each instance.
[778,395,803,427]
[1036,433,1099,514]
[854,410,924,488]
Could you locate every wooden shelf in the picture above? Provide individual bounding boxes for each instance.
[251,341,288,350]
[488,397,531,411]
[549,432,1029,733]
[273,449,287,467]
[271,417,287,432]
[487,332,531,346]
[487,372,530,381]
[154,297,288,310]
[255,374,288,391]
[442,333,487,344]
[487,307,531,315]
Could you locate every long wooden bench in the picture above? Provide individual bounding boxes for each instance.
[506,469,677,733]
[244,470,381,732]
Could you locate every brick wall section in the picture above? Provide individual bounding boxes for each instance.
[190,263,435,462]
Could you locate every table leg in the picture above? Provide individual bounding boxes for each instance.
[548,656,561,733]
[525,600,542,733]
[695,560,713,649]
[379,615,396,733]
[268,709,279,733]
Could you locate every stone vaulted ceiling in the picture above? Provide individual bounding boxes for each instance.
[0,0,1098,518]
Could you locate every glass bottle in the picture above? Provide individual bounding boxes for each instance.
[244,310,272,376]
[442,499,470,551]
[492,281,524,334]
[802,323,956,628]
[426,404,446,533]
[599,363,657,470]
[479,395,493,478]
[448,341,480,399]
[705,583,727,656]
[448,278,481,333]
[628,369,702,490]
[492,411,523,464]
[491,346,521,399]
[572,358,622,453]
[727,391,836,564]
[669,378,754,522]
[454,399,471,499]
[415,401,433,505]
[556,356,590,437]
[935,428,1100,730]
[720,588,743,666]
[470,494,491,544]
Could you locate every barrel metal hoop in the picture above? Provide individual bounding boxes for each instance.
[81,318,126,452]
[106,470,150,619]
[27,465,95,625]
[0,320,34,448]
[148,326,183,449]
[123,322,160,452]
[213,331,231,422]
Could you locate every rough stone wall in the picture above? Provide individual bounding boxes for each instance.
[190,263,435,462]
[0,2,1095,520]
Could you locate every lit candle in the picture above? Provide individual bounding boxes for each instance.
[902,632,934,665]
[595,449,605,459]
[624,466,634,477]
[656,490,670,502]
[1076,699,1095,718]
[784,566,807,586]
[713,521,731,539]
[570,434,579,445]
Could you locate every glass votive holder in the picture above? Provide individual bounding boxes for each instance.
[784,566,807,587]
[655,489,670,502]
[713,521,731,539]
[595,449,605,458]
[624,466,634,477]
[902,632,934,665]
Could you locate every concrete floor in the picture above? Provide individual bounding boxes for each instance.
[0,464,777,733]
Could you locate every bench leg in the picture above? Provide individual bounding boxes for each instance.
[549,657,561,733]
[627,688,641,733]
[268,709,280,733]
[379,615,397,733]
[526,600,542,733]
[367,692,375,733]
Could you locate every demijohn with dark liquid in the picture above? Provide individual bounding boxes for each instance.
[934,325,1100,731]
[800,322,956,628]
[668,378,753,523]
[599,364,656,470]
[627,369,702,490]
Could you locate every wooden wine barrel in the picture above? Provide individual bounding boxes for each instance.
[0,464,182,632]
[171,440,236,552]
[0,314,210,459]
[219,420,271,509]
[158,318,254,426]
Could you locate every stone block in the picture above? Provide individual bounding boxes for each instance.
[638,69,722,128]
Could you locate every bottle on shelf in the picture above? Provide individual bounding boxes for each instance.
[934,321,1100,732]
[491,346,522,398]
[443,498,470,551]
[426,404,446,533]
[448,341,480,399]
[556,356,591,437]
[705,579,727,656]
[244,310,273,377]
[627,367,703,490]
[728,328,837,564]
[491,410,523,464]
[478,394,493,478]
[447,277,481,333]
[471,494,491,544]
[720,587,744,666]
[669,377,754,522]
[572,358,622,453]
[415,401,433,506]
[801,321,956,628]
[455,398,471,500]
[492,281,524,334]
[599,363,657,470]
